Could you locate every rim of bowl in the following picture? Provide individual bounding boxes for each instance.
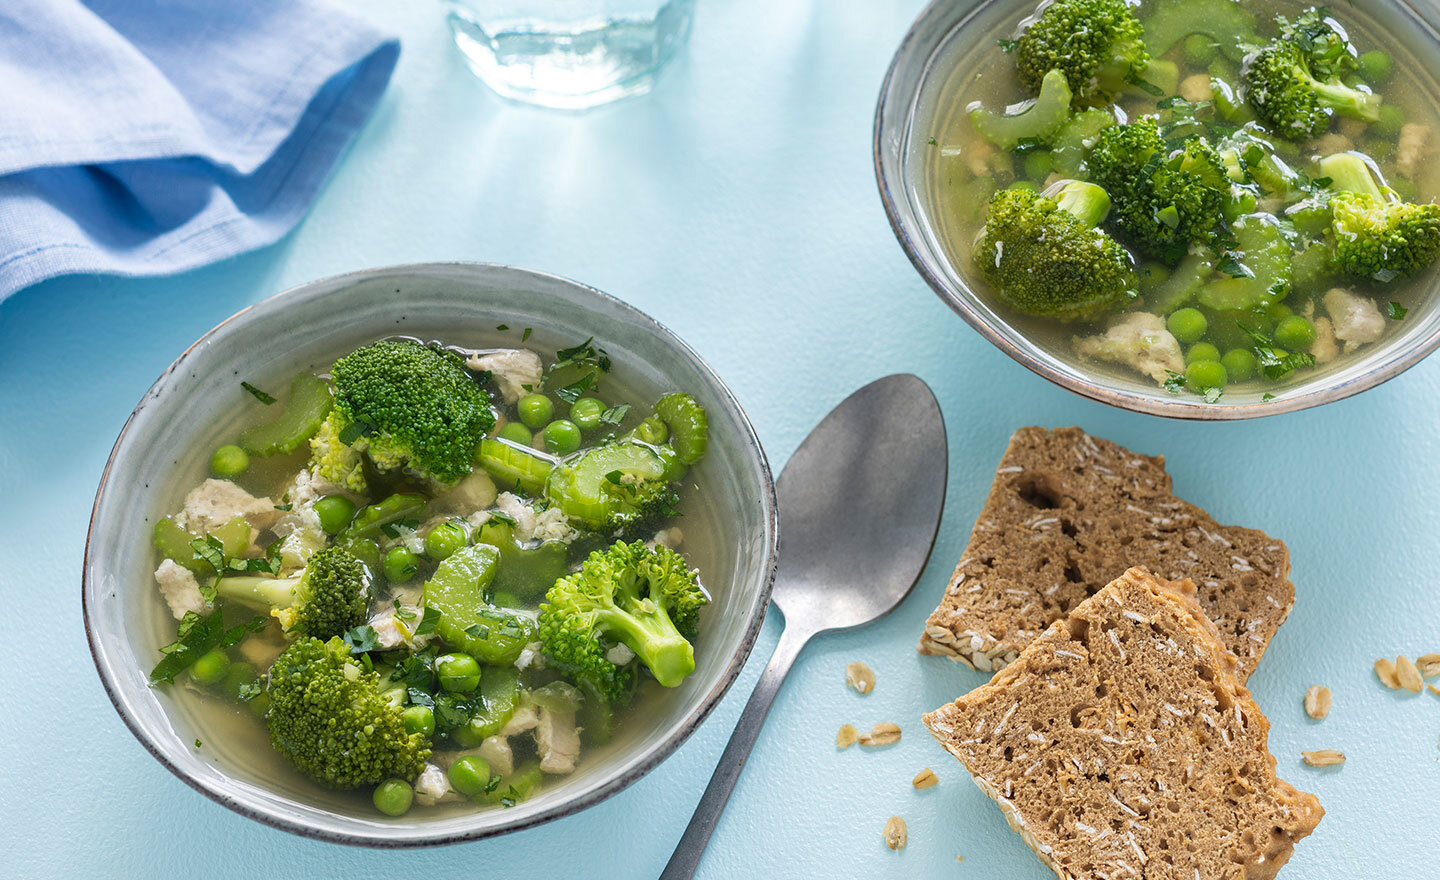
[873,0,1440,421]
[81,261,780,847]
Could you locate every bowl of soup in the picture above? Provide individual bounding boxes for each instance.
[82,262,779,846]
[876,0,1440,418]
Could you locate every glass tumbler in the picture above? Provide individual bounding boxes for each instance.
[445,0,696,110]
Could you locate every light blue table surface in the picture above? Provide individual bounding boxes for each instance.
[4,1,1440,877]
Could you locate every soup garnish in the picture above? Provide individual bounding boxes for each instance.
[935,0,1440,399]
[146,336,709,816]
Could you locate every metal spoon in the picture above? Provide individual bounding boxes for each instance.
[660,373,948,879]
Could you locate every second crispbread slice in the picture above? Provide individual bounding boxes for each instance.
[919,426,1293,681]
[922,568,1323,880]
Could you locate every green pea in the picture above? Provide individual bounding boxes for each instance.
[448,755,492,798]
[436,653,482,693]
[246,691,271,717]
[425,521,469,561]
[373,779,413,817]
[1264,303,1293,322]
[314,495,356,535]
[1186,342,1221,365]
[497,421,533,445]
[517,393,555,430]
[402,705,435,737]
[542,419,582,456]
[1273,315,1316,350]
[1221,348,1257,383]
[1183,33,1218,66]
[1136,263,1170,292]
[344,537,381,568]
[1186,360,1228,392]
[1022,149,1052,182]
[1167,308,1208,344]
[383,546,420,583]
[570,397,606,432]
[1357,50,1394,85]
[219,661,259,702]
[209,445,250,479]
[1374,104,1406,139]
[190,648,231,686]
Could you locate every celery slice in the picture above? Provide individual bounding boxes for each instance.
[237,373,333,457]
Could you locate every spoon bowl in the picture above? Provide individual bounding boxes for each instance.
[773,374,949,634]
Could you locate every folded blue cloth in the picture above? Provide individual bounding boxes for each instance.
[0,0,399,300]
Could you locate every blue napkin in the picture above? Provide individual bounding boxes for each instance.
[0,0,399,300]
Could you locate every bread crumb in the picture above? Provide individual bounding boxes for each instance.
[912,768,939,789]
[1375,658,1401,689]
[1303,686,1331,720]
[859,722,902,747]
[1301,750,1345,767]
[846,662,876,694]
[883,816,907,850]
[836,724,859,749]
[1396,656,1424,692]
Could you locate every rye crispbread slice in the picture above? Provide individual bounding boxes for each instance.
[919,426,1293,681]
[923,568,1323,880]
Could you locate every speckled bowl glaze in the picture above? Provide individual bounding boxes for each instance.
[875,0,1440,419]
[83,263,778,847]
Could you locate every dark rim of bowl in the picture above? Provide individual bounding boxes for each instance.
[81,261,780,848]
[873,0,1440,421]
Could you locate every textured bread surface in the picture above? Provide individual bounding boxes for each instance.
[919,426,1293,681]
[923,568,1323,880]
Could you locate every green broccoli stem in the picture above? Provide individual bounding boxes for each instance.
[215,575,297,611]
[1311,79,1381,123]
[1053,181,1112,227]
[1317,152,1384,199]
[595,605,695,687]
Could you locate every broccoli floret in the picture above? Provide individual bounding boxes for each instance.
[1316,151,1440,282]
[316,340,495,488]
[1242,8,1381,140]
[266,636,429,788]
[974,181,1137,321]
[1331,194,1440,283]
[1014,0,1149,106]
[216,546,372,639]
[538,541,707,703]
[1087,121,1230,263]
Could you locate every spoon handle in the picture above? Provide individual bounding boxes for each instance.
[659,622,813,880]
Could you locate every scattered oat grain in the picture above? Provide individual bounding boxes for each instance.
[956,856,965,862]
[1374,658,1401,689]
[1303,685,1332,720]
[846,662,876,694]
[836,723,859,749]
[1417,653,1440,678]
[912,768,939,789]
[883,816,907,850]
[859,722,902,746]
[1397,655,1424,692]
[1302,750,1346,767]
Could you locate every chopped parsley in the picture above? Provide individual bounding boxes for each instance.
[414,606,443,636]
[598,403,630,427]
[150,609,267,684]
[496,324,509,331]
[521,328,533,342]
[1163,371,1187,394]
[342,625,380,654]
[241,381,276,405]
[1388,301,1408,320]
